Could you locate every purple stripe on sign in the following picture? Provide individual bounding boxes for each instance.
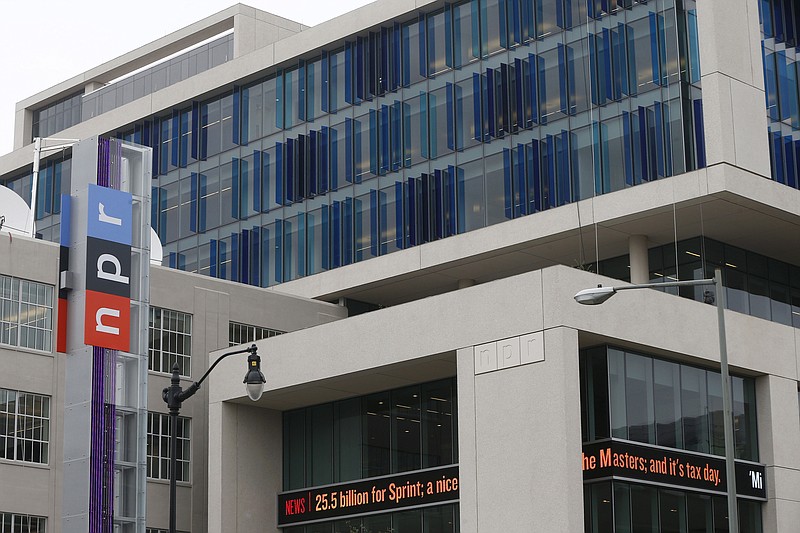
[89,346,103,533]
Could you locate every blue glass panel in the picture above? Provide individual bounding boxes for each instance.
[772,131,785,184]
[391,101,403,171]
[331,200,342,268]
[356,37,365,102]
[380,105,391,174]
[309,131,318,196]
[557,130,570,206]
[276,141,285,205]
[232,157,241,220]
[345,42,354,104]
[453,0,480,67]
[275,219,283,283]
[764,48,778,121]
[321,52,329,113]
[469,73,484,143]
[276,71,285,130]
[232,87,241,145]
[543,134,556,208]
[346,118,354,183]
[481,0,506,57]
[446,83,455,151]
[286,138,295,202]
[171,111,180,168]
[343,197,354,265]
[648,13,662,85]
[209,239,217,278]
[693,99,706,169]
[355,191,377,262]
[654,101,665,178]
[514,58,525,130]
[307,206,329,275]
[783,135,796,188]
[392,22,402,90]
[379,183,402,255]
[621,111,634,187]
[790,62,800,129]
[369,109,379,176]
[687,10,701,83]
[761,0,773,38]
[241,229,249,285]
[259,223,276,286]
[320,126,330,193]
[248,226,260,287]
[330,48,347,111]
[602,29,614,102]
[795,139,800,189]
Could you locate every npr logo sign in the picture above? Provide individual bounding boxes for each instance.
[84,185,132,351]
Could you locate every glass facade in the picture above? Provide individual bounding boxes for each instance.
[283,378,456,490]
[3,0,705,290]
[592,236,800,329]
[282,379,457,530]
[584,481,762,533]
[761,0,800,187]
[581,346,758,461]
[581,346,762,533]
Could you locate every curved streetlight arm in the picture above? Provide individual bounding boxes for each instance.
[574,277,716,305]
[612,277,715,291]
[176,344,258,404]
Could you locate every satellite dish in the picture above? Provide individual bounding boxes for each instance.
[150,227,163,265]
[0,187,33,236]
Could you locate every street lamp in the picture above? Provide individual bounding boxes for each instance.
[574,268,739,533]
[161,343,266,533]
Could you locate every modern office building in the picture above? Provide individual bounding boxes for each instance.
[1,0,799,532]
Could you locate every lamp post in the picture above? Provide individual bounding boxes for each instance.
[574,268,738,533]
[161,343,266,533]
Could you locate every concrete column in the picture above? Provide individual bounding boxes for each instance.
[462,326,583,532]
[629,235,649,284]
[755,374,800,531]
[696,0,770,176]
[208,402,282,533]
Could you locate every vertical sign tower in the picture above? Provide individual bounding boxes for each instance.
[62,136,151,533]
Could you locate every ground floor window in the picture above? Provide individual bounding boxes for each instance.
[0,512,46,532]
[584,481,762,533]
[283,378,457,490]
[282,503,459,533]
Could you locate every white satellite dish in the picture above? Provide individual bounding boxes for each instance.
[0,187,34,236]
[150,227,163,266]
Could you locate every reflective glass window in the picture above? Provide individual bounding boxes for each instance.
[402,19,426,86]
[427,10,449,76]
[456,158,485,232]
[453,1,479,67]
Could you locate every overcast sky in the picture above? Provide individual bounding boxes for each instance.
[0,0,372,156]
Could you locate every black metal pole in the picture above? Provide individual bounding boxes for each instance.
[161,344,258,533]
[163,363,183,533]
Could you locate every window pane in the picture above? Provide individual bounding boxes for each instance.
[654,359,682,449]
[681,365,709,453]
[393,386,422,473]
[363,391,391,477]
